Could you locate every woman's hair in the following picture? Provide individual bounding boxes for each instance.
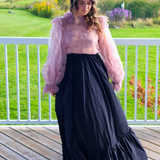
[70,0,102,33]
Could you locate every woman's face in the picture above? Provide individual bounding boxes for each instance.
[76,0,92,17]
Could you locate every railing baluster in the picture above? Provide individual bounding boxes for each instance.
[145,45,149,121]
[4,44,9,121]
[48,45,52,121]
[124,45,127,116]
[134,45,138,121]
[155,45,159,121]
[26,45,30,121]
[49,94,51,121]
[37,45,41,121]
[15,44,20,121]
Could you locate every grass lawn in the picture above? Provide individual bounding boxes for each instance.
[0,0,44,9]
[0,9,160,122]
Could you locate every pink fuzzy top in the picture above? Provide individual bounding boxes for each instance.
[42,11,125,96]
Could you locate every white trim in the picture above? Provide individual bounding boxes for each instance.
[0,37,160,45]
[0,120,58,124]
[0,125,59,128]
[129,125,160,127]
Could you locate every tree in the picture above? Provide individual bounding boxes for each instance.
[6,0,17,13]
[58,0,70,11]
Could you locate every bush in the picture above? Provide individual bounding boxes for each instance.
[124,18,155,28]
[153,17,160,25]
[106,7,132,27]
[126,1,160,20]
[126,1,147,20]
[97,0,160,20]
[129,75,160,118]
[144,18,154,26]
[30,0,58,18]
[50,9,65,19]
[57,0,70,11]
[158,10,160,17]
[135,19,146,28]
[127,21,136,28]
[106,7,132,22]
[97,0,120,15]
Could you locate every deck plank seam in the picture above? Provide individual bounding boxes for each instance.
[147,156,155,160]
[135,144,157,159]
[0,154,7,160]
[0,142,28,160]
[43,127,60,135]
[133,128,160,146]
[132,131,160,155]
[10,127,62,156]
[0,130,50,160]
[143,148,157,160]
[145,127,160,136]
[141,147,160,160]
[137,142,160,156]
[27,127,62,145]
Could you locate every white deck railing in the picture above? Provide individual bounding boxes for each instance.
[0,37,160,124]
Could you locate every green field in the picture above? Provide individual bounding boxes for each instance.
[0,9,160,122]
[0,0,44,9]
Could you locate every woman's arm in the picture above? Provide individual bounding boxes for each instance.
[42,17,67,98]
[98,16,125,91]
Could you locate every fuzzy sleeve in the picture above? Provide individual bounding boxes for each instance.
[42,17,67,97]
[98,16,125,91]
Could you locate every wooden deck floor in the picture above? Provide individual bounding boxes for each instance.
[0,125,159,160]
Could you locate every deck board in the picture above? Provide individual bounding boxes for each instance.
[132,128,160,147]
[45,126,60,135]
[28,126,61,144]
[0,132,47,160]
[0,156,6,160]
[0,127,62,160]
[0,125,159,160]
[134,127,160,139]
[0,143,26,160]
[11,127,62,154]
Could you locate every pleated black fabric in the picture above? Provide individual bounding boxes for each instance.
[55,53,148,160]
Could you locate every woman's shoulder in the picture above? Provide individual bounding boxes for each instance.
[98,15,108,24]
[61,11,73,20]
[52,11,73,22]
[51,11,74,26]
[98,15,109,28]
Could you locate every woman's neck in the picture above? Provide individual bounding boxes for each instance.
[75,12,85,18]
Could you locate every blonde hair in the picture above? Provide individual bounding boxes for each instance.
[70,0,102,33]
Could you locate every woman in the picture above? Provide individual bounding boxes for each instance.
[42,0,148,159]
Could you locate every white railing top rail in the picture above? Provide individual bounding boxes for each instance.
[0,37,160,45]
[0,37,48,45]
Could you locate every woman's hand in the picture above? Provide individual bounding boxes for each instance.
[50,92,56,97]
[111,82,115,90]
[111,81,122,92]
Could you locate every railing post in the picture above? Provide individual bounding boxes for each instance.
[15,44,20,121]
[4,44,9,121]
[155,45,159,121]
[37,45,41,121]
[48,45,52,121]
[145,45,149,121]
[134,45,138,121]
[26,44,30,121]
[124,45,128,116]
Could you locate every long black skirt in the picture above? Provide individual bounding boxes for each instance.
[55,53,148,160]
